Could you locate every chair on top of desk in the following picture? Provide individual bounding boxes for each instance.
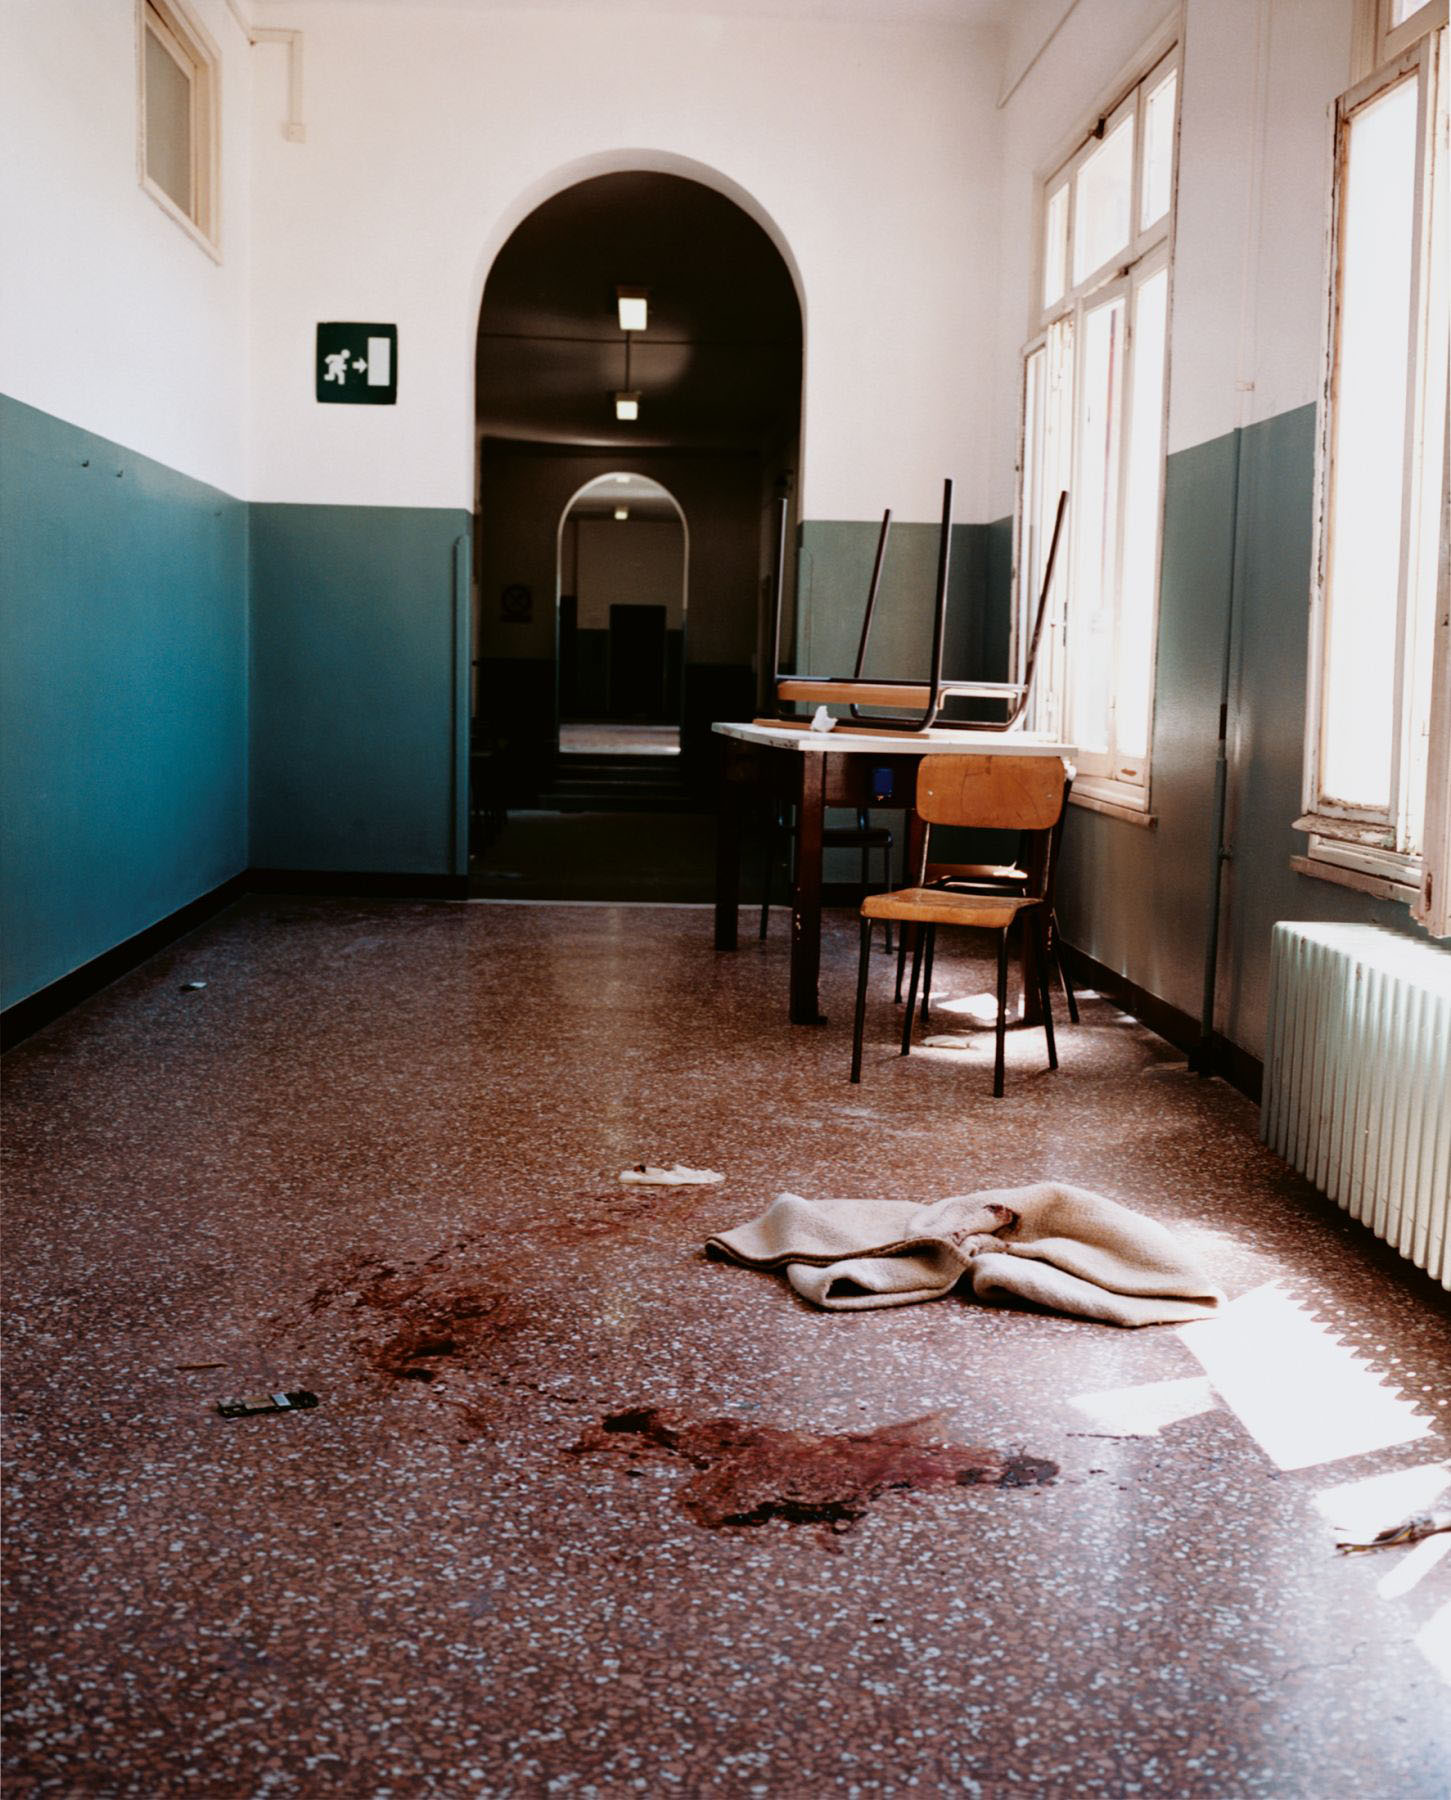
[850,753,1072,1097]
[756,494,901,941]
[766,481,1068,735]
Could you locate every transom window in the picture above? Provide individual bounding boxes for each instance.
[1301,16,1449,933]
[138,0,220,257]
[1017,48,1179,811]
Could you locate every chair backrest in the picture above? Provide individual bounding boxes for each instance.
[915,755,1070,832]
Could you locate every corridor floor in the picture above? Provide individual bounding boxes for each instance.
[4,896,1449,1798]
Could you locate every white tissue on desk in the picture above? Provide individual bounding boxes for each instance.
[809,705,836,733]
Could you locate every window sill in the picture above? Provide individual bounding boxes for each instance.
[1290,853,1421,906]
[1069,790,1156,827]
[140,175,221,264]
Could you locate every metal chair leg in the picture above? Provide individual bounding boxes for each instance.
[902,928,927,1056]
[993,927,1009,1097]
[919,925,936,1024]
[1051,911,1079,1023]
[880,832,894,954]
[850,916,873,1083]
[1036,913,1058,1071]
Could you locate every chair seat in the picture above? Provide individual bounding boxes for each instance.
[861,887,1039,928]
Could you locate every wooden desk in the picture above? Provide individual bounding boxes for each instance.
[713,720,1075,1026]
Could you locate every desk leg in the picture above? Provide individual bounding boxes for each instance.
[714,747,743,952]
[1019,832,1049,1026]
[790,754,827,1025]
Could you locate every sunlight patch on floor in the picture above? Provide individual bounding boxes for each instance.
[1068,1374,1219,1438]
[1179,1284,1433,1471]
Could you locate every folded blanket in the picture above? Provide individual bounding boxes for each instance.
[705,1183,1223,1327]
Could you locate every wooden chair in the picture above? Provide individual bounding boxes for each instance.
[850,755,1072,1097]
[892,775,1079,1023]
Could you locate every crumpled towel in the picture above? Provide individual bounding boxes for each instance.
[705,1183,1224,1328]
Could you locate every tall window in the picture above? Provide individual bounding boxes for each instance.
[1302,17,1448,934]
[1018,48,1179,811]
[138,0,220,256]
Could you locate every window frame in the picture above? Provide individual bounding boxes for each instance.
[1015,39,1181,813]
[1299,23,1447,925]
[136,0,221,260]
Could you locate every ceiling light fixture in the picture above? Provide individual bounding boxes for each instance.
[616,287,648,332]
[613,329,640,423]
[614,506,629,521]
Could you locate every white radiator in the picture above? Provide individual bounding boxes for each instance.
[1261,923,1451,1289]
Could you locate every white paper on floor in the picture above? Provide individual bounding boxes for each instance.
[620,1163,724,1186]
[1178,1283,1433,1471]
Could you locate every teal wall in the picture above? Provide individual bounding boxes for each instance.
[249,504,471,876]
[0,396,249,1012]
[1056,404,1428,1061]
[4,388,1436,1051]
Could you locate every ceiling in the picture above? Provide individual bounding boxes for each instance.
[476,172,802,453]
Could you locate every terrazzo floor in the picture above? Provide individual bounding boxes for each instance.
[3,895,1449,1798]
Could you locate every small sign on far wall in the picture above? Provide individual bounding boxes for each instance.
[316,323,398,404]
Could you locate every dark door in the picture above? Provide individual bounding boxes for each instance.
[608,604,667,718]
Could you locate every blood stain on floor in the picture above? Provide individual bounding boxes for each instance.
[569,1405,1057,1535]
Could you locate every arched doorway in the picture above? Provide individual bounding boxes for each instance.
[556,473,688,756]
[471,168,802,898]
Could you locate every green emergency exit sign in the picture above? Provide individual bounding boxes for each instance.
[315,323,398,404]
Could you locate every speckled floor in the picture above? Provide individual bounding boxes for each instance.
[4,896,1449,1798]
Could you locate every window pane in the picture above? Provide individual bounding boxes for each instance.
[1115,268,1168,767]
[1070,294,1126,755]
[145,23,192,215]
[1043,184,1068,309]
[1391,0,1424,23]
[1321,75,1418,810]
[1073,115,1134,285]
[1140,68,1177,232]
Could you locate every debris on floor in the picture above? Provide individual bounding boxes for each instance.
[620,1163,724,1186]
[216,1389,318,1419]
[1336,1507,1451,1553]
[568,1405,1057,1536]
[179,980,208,991]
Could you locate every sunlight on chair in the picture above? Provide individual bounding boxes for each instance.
[1068,1374,1219,1437]
[1177,1284,1433,1471]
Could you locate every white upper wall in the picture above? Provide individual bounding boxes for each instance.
[244,0,1003,518]
[4,0,1364,521]
[0,0,253,496]
[987,0,1357,518]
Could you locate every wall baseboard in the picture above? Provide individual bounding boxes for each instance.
[2,869,470,1050]
[1,874,249,1052]
[1060,942,1263,1105]
[246,870,470,901]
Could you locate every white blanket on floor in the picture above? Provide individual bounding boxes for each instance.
[705,1183,1224,1327]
